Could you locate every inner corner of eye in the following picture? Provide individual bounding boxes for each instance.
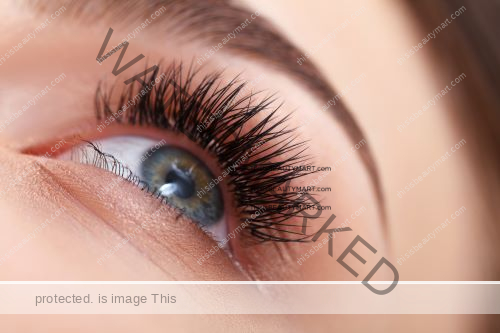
[60,135,228,242]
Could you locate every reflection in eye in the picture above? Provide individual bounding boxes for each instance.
[60,136,227,241]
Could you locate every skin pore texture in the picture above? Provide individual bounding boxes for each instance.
[0,0,495,331]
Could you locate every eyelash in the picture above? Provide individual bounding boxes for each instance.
[89,63,317,242]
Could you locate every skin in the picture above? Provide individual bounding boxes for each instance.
[0,0,496,331]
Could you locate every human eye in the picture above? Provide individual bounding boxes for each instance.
[37,64,316,256]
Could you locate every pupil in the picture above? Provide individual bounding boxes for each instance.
[164,168,195,199]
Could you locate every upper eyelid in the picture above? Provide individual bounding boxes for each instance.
[24,0,370,138]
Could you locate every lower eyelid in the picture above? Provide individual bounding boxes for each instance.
[33,156,241,265]
[0,153,247,281]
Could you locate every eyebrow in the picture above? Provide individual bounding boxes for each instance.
[24,0,385,224]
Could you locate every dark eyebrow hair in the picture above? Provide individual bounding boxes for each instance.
[24,0,386,224]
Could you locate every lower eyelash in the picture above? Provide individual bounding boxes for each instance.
[93,62,319,242]
[73,140,189,215]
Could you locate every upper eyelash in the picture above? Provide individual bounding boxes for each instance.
[93,62,320,242]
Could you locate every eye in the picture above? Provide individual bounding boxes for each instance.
[60,135,227,241]
[36,64,317,248]
[141,144,224,226]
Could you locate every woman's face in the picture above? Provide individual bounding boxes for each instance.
[0,0,493,331]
